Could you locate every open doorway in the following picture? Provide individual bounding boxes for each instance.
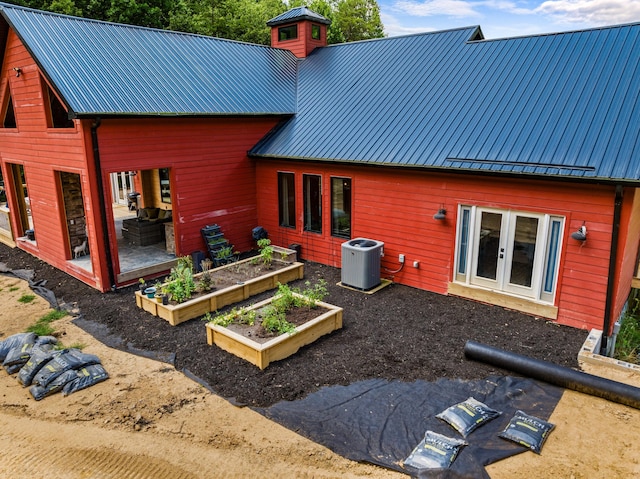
[110,168,176,283]
[6,163,32,241]
[60,171,91,271]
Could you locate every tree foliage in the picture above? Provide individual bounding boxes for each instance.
[6,0,385,45]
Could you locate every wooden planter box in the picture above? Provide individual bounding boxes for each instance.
[135,258,304,326]
[205,295,343,369]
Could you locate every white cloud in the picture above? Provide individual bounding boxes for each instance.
[393,0,481,18]
[382,12,439,36]
[536,0,640,25]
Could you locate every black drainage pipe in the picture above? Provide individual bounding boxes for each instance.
[464,340,640,410]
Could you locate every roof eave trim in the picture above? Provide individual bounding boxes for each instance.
[247,154,640,186]
[73,112,296,120]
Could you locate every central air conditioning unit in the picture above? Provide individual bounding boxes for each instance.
[341,238,384,290]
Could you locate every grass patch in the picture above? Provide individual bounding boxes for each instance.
[25,309,68,337]
[18,294,36,304]
[9,286,19,292]
[56,341,86,351]
[614,300,640,364]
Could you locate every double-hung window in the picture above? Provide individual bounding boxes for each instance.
[455,205,564,303]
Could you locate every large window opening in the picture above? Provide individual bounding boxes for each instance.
[455,205,564,303]
[2,88,16,128]
[278,172,295,228]
[331,177,351,238]
[110,168,175,282]
[43,82,74,129]
[303,174,321,233]
[7,163,31,239]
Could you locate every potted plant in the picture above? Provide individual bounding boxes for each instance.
[214,245,238,267]
[143,286,156,298]
[138,278,147,292]
[153,281,164,303]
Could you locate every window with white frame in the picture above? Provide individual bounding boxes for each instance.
[454,205,564,303]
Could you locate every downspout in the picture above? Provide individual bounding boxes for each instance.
[90,117,116,291]
[600,184,624,356]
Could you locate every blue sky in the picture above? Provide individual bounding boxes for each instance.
[379,0,640,39]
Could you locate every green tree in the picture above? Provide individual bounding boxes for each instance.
[333,0,383,43]
[10,0,385,45]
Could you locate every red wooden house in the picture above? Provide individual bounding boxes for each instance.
[1,4,639,355]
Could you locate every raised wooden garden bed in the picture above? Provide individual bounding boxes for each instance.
[135,258,304,326]
[205,295,343,369]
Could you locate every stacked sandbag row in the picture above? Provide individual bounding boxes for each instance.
[0,332,108,400]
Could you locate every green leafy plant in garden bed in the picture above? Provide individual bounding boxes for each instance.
[614,298,640,364]
[163,256,197,303]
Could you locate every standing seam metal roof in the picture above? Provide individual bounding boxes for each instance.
[251,24,640,182]
[0,2,298,116]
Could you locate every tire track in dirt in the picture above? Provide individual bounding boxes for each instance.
[0,416,201,479]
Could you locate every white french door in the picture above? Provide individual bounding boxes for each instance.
[110,172,135,206]
[458,206,564,303]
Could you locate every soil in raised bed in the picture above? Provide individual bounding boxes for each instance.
[0,243,589,408]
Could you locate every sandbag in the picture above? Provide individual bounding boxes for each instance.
[3,337,37,374]
[33,349,101,388]
[437,397,502,437]
[403,430,467,470]
[63,364,109,396]
[499,410,555,454]
[29,369,78,401]
[0,332,36,361]
[17,344,59,386]
[4,335,58,375]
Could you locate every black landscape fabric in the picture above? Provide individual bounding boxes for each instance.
[256,375,563,478]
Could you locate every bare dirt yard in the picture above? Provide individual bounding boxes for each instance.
[1,243,640,478]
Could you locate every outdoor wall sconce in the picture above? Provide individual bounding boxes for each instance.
[571,223,587,242]
[13,67,21,77]
[433,208,447,220]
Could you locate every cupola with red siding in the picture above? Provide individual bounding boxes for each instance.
[267,7,331,58]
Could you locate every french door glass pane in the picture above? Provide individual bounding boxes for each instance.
[509,216,538,288]
[457,208,471,276]
[476,212,502,280]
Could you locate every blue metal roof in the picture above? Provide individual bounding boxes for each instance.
[0,3,298,116]
[252,24,640,183]
[267,7,330,27]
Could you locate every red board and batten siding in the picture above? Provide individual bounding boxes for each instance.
[96,117,280,274]
[255,160,629,331]
[612,188,640,327]
[0,33,107,289]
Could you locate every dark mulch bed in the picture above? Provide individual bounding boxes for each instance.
[0,243,589,408]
